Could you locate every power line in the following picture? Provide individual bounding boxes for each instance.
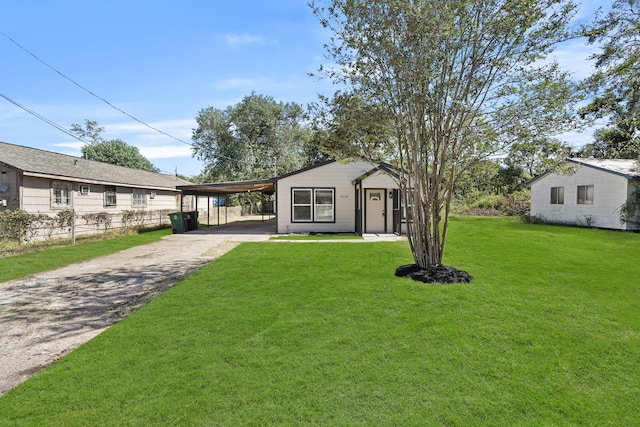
[0,91,182,176]
[1,33,262,171]
[0,92,90,144]
[1,31,192,147]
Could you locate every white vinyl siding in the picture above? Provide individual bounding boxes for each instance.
[277,161,372,233]
[530,164,631,230]
[276,161,398,234]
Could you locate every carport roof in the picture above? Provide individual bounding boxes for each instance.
[177,179,275,196]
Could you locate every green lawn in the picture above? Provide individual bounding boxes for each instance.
[0,228,171,283]
[1,217,638,425]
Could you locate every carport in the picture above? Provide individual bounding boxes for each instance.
[177,178,276,228]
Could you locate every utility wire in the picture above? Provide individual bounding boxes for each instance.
[1,32,262,170]
[1,31,192,146]
[0,92,90,144]
[0,91,180,176]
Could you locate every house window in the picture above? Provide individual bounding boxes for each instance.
[52,182,73,208]
[577,185,594,205]
[293,189,312,221]
[104,185,117,207]
[133,188,147,208]
[79,184,90,196]
[315,189,334,222]
[292,188,335,222]
[550,186,564,205]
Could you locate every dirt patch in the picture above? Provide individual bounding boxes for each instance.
[203,241,240,258]
[0,226,272,396]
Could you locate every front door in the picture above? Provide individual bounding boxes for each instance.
[365,189,385,233]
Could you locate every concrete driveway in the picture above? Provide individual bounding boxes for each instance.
[0,219,274,396]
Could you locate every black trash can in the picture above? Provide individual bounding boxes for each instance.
[185,211,199,231]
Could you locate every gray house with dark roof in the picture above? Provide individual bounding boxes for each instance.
[528,158,640,230]
[0,141,192,233]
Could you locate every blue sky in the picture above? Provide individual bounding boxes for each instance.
[1,0,611,177]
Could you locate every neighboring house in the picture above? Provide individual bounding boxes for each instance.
[528,158,640,231]
[275,160,401,235]
[0,141,192,235]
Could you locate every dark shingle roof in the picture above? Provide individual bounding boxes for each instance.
[0,141,191,190]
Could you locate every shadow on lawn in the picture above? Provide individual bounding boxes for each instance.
[0,257,209,346]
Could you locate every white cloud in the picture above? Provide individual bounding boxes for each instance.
[51,141,85,157]
[108,119,195,136]
[225,33,267,48]
[138,144,193,159]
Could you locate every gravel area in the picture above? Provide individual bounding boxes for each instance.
[0,221,273,396]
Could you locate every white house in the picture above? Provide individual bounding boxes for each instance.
[0,141,192,235]
[528,158,640,231]
[275,160,401,235]
[177,160,403,235]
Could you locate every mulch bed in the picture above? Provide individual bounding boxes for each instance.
[395,263,474,284]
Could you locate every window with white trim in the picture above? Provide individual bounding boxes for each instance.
[104,185,117,207]
[52,181,73,208]
[577,185,594,205]
[292,188,335,222]
[133,188,147,208]
[550,186,564,204]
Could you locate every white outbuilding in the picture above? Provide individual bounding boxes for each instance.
[528,158,640,231]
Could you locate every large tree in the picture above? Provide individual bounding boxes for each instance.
[191,93,315,182]
[311,0,580,272]
[70,120,159,172]
[580,0,640,160]
[505,137,574,178]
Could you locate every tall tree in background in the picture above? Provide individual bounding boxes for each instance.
[70,119,104,144]
[191,93,315,182]
[311,0,580,271]
[580,0,640,160]
[310,91,397,162]
[505,137,573,178]
[70,119,159,172]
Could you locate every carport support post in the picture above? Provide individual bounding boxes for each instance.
[207,195,211,227]
[217,197,220,226]
[195,196,199,225]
